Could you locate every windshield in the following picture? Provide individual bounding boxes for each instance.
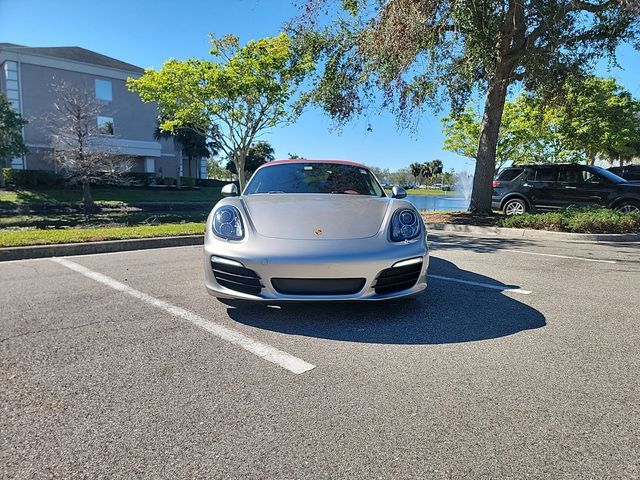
[588,166,628,184]
[244,163,385,196]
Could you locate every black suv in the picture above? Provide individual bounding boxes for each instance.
[608,165,640,182]
[492,164,640,215]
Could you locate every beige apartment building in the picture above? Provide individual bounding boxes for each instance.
[0,43,206,178]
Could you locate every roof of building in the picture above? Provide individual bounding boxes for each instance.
[260,159,368,169]
[0,43,144,73]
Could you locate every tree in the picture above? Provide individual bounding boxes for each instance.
[443,79,640,168]
[554,77,640,166]
[154,125,218,186]
[423,159,443,183]
[388,167,414,187]
[409,162,423,186]
[294,0,639,213]
[225,141,275,178]
[0,92,28,188]
[128,33,314,190]
[442,168,456,187]
[442,100,560,170]
[207,158,231,180]
[47,81,126,213]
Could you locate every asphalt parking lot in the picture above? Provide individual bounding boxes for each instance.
[1,233,639,479]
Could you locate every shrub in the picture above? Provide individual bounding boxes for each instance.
[181,176,197,187]
[499,206,640,234]
[37,170,64,186]
[2,168,64,187]
[197,178,229,187]
[162,176,175,186]
[125,172,156,186]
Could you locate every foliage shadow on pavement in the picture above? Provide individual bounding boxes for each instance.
[429,234,533,253]
[223,257,545,345]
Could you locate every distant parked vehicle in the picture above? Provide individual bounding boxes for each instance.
[492,164,640,215]
[608,165,640,183]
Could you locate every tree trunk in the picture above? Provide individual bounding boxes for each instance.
[175,143,182,189]
[82,180,96,214]
[620,155,623,168]
[235,150,248,192]
[469,75,510,215]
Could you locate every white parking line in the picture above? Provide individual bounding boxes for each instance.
[501,249,617,264]
[429,274,532,295]
[49,257,316,375]
[429,241,617,264]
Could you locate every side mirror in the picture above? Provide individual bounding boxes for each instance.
[221,183,239,197]
[391,186,407,199]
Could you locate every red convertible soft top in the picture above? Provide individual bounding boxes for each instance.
[256,159,368,170]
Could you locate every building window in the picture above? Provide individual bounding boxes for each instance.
[95,79,112,101]
[97,116,114,135]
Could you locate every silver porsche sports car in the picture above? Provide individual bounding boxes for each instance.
[203,159,428,301]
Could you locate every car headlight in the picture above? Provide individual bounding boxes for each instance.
[212,206,244,240]
[390,208,421,242]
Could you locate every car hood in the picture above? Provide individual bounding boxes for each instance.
[241,194,391,240]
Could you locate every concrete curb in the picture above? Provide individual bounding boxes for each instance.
[0,235,204,262]
[2,223,639,262]
[425,222,640,242]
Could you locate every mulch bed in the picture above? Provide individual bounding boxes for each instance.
[421,211,503,226]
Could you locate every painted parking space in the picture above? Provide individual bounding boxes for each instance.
[2,235,639,478]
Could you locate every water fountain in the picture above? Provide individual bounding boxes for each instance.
[455,171,474,201]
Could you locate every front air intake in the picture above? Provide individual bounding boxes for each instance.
[374,262,422,295]
[211,259,262,295]
[271,278,366,295]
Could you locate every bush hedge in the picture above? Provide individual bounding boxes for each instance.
[124,172,156,186]
[196,178,230,187]
[499,206,640,234]
[2,169,64,187]
[180,176,197,187]
[162,176,175,186]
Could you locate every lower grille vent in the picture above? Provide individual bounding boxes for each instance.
[374,262,422,294]
[211,259,262,295]
[271,278,366,295]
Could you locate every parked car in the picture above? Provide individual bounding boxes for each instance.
[492,164,640,215]
[204,159,429,301]
[608,165,640,182]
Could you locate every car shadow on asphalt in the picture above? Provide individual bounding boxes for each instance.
[222,257,546,345]
[429,235,533,253]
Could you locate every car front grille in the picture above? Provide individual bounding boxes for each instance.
[374,262,422,295]
[211,259,262,295]
[271,278,366,296]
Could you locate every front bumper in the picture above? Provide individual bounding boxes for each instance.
[203,233,429,302]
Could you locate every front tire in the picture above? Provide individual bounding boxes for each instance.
[503,198,527,216]
[616,200,640,214]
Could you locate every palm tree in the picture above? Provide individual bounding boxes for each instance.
[154,126,218,187]
[409,162,423,187]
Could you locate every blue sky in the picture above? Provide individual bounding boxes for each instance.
[1,0,639,173]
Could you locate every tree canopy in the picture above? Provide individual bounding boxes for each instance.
[442,77,640,169]
[225,141,275,177]
[128,33,314,190]
[293,0,640,213]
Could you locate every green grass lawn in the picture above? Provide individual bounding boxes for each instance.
[0,211,210,229]
[0,185,222,207]
[0,222,206,247]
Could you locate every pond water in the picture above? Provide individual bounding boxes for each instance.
[405,194,470,212]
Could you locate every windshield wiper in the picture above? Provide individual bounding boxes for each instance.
[267,191,285,194]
